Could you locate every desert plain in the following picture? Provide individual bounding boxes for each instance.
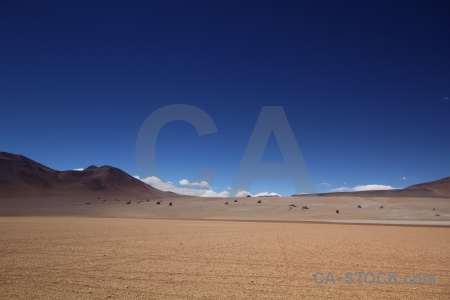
[1,195,450,299]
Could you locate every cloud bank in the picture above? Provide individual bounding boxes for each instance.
[134,176,226,197]
[329,184,397,193]
[134,176,282,197]
[234,190,281,197]
[179,179,210,188]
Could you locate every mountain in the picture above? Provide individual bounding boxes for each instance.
[293,176,450,198]
[406,176,450,197]
[0,152,178,201]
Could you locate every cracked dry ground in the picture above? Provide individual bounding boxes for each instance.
[0,217,449,299]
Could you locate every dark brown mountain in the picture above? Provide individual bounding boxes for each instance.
[0,152,178,200]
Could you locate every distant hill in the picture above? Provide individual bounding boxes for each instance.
[406,176,450,197]
[293,176,450,198]
[0,152,180,201]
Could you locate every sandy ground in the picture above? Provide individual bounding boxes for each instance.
[0,217,449,299]
[2,195,449,226]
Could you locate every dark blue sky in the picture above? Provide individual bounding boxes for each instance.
[1,0,449,196]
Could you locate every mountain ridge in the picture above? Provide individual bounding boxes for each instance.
[293,176,450,198]
[0,151,180,200]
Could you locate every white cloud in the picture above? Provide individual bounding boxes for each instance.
[179,179,210,188]
[353,184,396,191]
[73,168,84,171]
[202,190,230,197]
[319,182,332,187]
[135,176,176,190]
[400,176,407,181]
[234,190,282,197]
[443,96,449,101]
[135,176,283,198]
[329,184,397,193]
[254,192,281,197]
[134,176,228,197]
[234,190,251,197]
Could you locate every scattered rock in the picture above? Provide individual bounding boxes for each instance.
[357,205,361,208]
[435,214,440,217]
[234,199,238,202]
[379,206,384,209]
[246,195,251,197]
[225,202,228,205]
[156,201,161,205]
[169,202,173,206]
[301,205,309,210]
[126,201,131,204]
[433,208,435,211]
[336,210,339,213]
[85,202,90,205]
[257,200,262,204]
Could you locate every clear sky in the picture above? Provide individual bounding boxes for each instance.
[1,0,449,196]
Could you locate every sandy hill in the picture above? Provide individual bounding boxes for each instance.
[314,189,442,198]
[406,176,450,197]
[0,152,177,201]
[293,176,450,198]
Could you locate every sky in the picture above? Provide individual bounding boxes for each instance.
[1,0,449,197]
